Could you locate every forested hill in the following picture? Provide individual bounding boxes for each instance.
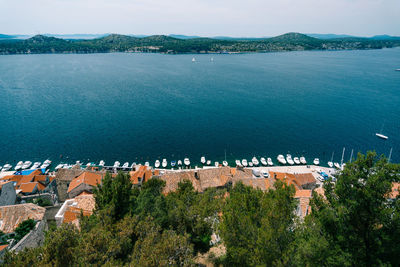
[1,32,399,54]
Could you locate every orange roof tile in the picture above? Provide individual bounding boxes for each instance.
[33,175,47,183]
[2,175,22,183]
[37,182,46,191]
[154,170,160,176]
[77,191,92,196]
[295,189,312,198]
[0,244,8,251]
[390,182,400,199]
[67,172,102,193]
[19,182,38,193]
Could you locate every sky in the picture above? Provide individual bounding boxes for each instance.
[1,0,399,37]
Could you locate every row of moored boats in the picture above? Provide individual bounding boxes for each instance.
[0,160,52,172]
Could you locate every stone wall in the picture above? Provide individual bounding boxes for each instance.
[11,219,47,252]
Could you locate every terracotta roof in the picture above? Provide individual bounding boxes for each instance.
[314,187,325,198]
[0,203,45,233]
[154,170,160,176]
[18,182,38,193]
[294,189,312,198]
[67,172,102,193]
[17,169,42,186]
[37,182,46,191]
[293,173,316,186]
[0,244,8,251]
[390,182,400,199]
[130,166,149,185]
[33,175,47,183]
[77,191,92,196]
[62,194,95,227]
[2,175,22,183]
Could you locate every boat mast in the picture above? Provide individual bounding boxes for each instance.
[349,149,354,163]
[388,147,393,163]
[340,147,346,166]
[330,151,334,162]
[224,149,227,161]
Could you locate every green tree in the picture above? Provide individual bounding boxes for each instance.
[14,219,36,242]
[93,171,136,220]
[310,152,400,266]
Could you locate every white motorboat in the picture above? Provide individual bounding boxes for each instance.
[286,155,294,165]
[260,157,267,166]
[192,57,196,62]
[15,161,23,171]
[313,158,320,165]
[235,160,241,166]
[113,161,120,168]
[2,164,12,171]
[249,162,254,167]
[122,162,129,168]
[334,162,341,169]
[162,159,167,168]
[215,161,219,167]
[55,164,64,170]
[184,158,190,166]
[155,160,160,168]
[328,161,334,168]
[178,160,183,166]
[99,160,105,167]
[252,157,259,166]
[241,159,248,167]
[200,156,206,164]
[206,160,211,165]
[145,162,150,167]
[40,160,52,169]
[22,161,32,170]
[131,162,137,168]
[277,155,286,165]
[300,157,307,164]
[31,162,41,169]
[376,133,388,140]
[396,69,400,71]
[171,161,176,167]
[267,158,274,166]
[222,161,228,167]
[293,157,300,164]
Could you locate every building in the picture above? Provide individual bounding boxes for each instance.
[55,193,95,228]
[0,203,46,233]
[67,171,103,198]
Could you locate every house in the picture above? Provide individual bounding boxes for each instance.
[130,165,153,186]
[0,203,46,233]
[55,193,95,228]
[294,189,312,219]
[54,167,85,202]
[67,172,103,198]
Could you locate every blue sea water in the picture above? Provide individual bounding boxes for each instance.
[0,48,399,166]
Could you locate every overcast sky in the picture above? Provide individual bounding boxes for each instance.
[1,0,399,37]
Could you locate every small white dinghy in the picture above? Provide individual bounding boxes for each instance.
[222,160,228,167]
[313,158,320,165]
[300,157,307,164]
[200,156,206,164]
[293,157,300,164]
[242,159,248,167]
[267,158,274,166]
[260,157,267,166]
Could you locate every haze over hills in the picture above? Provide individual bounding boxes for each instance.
[0,32,399,55]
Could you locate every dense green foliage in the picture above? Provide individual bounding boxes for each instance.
[14,219,36,242]
[1,32,399,54]
[3,152,400,266]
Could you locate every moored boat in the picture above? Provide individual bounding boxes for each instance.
[313,158,320,165]
[376,133,388,140]
[122,162,129,168]
[300,157,307,164]
[184,158,190,166]
[215,161,219,167]
[277,155,286,165]
[99,160,105,167]
[252,157,259,166]
[200,156,206,164]
[235,160,241,166]
[249,162,254,167]
[293,157,300,164]
[206,160,211,165]
[145,162,150,167]
[113,161,120,168]
[22,161,32,170]
[162,159,167,168]
[155,160,160,168]
[267,158,274,166]
[241,159,248,167]
[328,161,333,168]
[178,160,183,166]
[334,162,341,169]
[55,164,64,170]
[40,160,52,169]
[260,157,267,166]
[31,162,41,169]
[2,164,12,171]
[286,155,294,165]
[222,160,228,167]
[171,160,176,167]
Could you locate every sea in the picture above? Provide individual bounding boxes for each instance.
[0,48,399,167]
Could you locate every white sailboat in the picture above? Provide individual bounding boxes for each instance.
[267,158,274,166]
[376,123,388,140]
[328,152,334,168]
[99,160,105,167]
[222,160,228,167]
[334,162,341,169]
[178,160,183,166]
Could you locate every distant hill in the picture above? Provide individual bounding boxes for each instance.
[1,32,399,55]
[370,35,400,40]
[0,34,16,39]
[307,33,357,39]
